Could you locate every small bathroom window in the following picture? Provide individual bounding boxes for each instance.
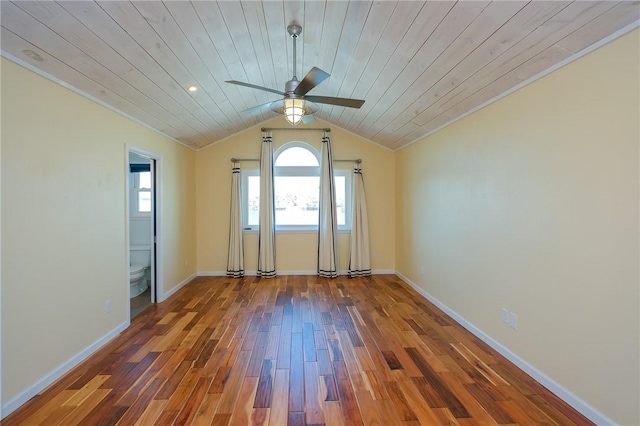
[133,172,151,214]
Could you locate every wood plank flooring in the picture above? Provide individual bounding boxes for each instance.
[3,275,594,425]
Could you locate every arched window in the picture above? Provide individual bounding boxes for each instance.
[243,142,351,231]
[275,144,319,167]
[274,143,320,228]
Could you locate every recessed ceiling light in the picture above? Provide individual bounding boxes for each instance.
[187,85,198,92]
[22,49,43,62]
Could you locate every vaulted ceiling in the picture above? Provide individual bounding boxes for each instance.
[1,1,638,151]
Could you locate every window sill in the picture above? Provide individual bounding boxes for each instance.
[243,228,351,234]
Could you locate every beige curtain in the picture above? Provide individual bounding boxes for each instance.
[349,163,371,277]
[226,161,244,277]
[318,132,339,278]
[258,132,276,278]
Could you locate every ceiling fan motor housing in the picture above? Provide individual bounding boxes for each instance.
[285,78,301,96]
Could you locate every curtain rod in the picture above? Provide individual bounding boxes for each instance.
[231,158,361,163]
[261,127,331,132]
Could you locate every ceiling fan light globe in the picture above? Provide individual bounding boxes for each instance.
[284,98,305,125]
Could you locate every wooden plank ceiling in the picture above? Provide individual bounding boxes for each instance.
[1,1,638,151]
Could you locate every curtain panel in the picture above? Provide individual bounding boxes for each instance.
[349,164,371,277]
[258,132,276,278]
[318,133,339,278]
[226,161,244,277]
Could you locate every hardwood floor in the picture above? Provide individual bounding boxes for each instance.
[3,275,593,425]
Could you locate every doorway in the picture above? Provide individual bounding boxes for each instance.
[127,148,160,319]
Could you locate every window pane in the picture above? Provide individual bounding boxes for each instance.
[247,175,260,226]
[275,147,319,166]
[138,190,151,212]
[245,175,347,227]
[139,171,151,189]
[275,176,319,225]
[335,176,346,225]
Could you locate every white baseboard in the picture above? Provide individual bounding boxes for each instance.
[394,271,614,426]
[158,272,197,302]
[197,271,227,277]
[371,269,396,275]
[199,270,319,276]
[1,321,128,419]
[197,269,396,277]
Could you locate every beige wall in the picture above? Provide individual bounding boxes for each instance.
[1,58,196,405]
[0,56,3,418]
[396,30,639,424]
[196,117,395,274]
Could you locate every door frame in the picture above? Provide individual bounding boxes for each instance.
[125,145,163,322]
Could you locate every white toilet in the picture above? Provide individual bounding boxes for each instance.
[130,245,151,298]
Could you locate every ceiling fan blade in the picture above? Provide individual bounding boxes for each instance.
[301,115,316,124]
[241,101,276,114]
[226,80,284,96]
[294,67,330,96]
[304,95,365,109]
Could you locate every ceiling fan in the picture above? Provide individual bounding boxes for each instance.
[226,24,365,125]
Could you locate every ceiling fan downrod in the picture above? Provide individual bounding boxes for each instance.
[288,24,302,82]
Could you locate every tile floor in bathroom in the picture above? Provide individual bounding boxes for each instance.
[130,286,151,318]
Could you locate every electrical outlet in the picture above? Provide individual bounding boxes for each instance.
[501,308,509,324]
[508,312,518,330]
[420,265,425,275]
[105,300,112,314]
